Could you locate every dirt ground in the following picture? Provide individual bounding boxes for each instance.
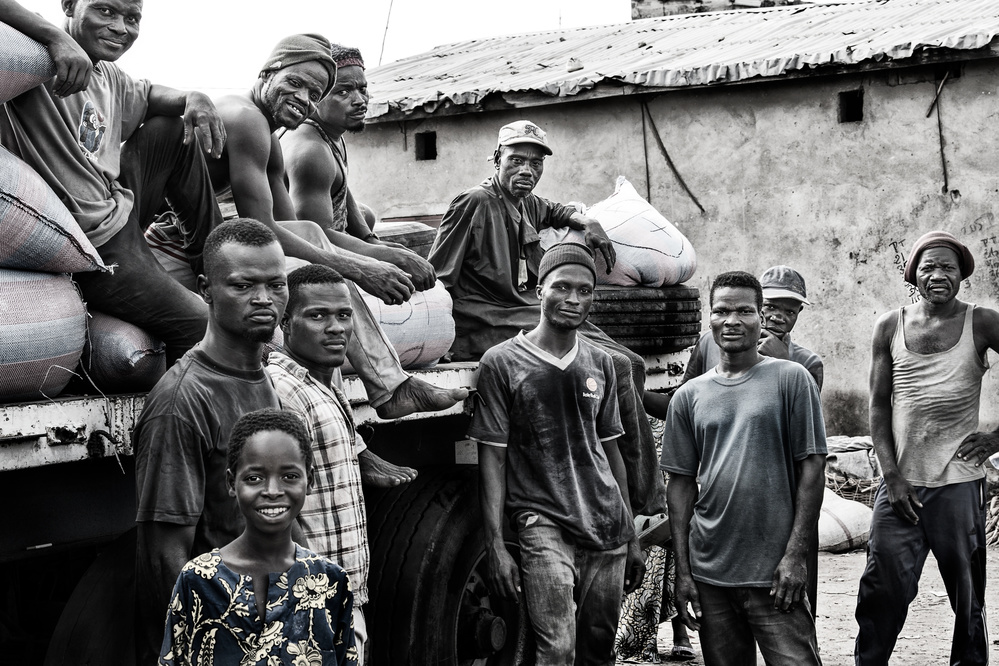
[622,548,999,665]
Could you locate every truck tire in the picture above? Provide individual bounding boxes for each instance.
[366,467,533,666]
[590,285,702,354]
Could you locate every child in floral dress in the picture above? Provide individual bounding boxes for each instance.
[159,409,357,666]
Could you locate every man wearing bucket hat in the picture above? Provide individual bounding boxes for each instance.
[856,230,999,665]
[430,119,669,527]
[204,34,466,421]
[471,242,644,665]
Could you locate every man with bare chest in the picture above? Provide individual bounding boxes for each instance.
[856,230,999,665]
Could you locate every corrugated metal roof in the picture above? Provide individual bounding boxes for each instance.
[367,0,999,120]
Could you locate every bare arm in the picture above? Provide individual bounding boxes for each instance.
[0,0,90,96]
[771,453,826,610]
[565,212,615,271]
[957,306,999,464]
[667,474,701,631]
[146,85,225,158]
[135,521,195,660]
[601,437,645,593]
[478,443,521,599]
[869,310,922,524]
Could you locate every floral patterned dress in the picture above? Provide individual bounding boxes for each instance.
[159,545,357,666]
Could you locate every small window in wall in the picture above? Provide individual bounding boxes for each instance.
[935,63,962,81]
[838,89,864,123]
[415,131,437,160]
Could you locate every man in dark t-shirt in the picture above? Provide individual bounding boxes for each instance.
[470,242,643,665]
[133,218,289,662]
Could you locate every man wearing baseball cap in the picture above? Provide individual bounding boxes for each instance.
[429,119,669,528]
[471,242,644,665]
[856,230,999,664]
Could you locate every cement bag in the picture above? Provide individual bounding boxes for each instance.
[819,487,872,553]
[539,176,696,287]
[345,281,455,373]
[82,312,166,393]
[0,22,54,104]
[0,269,86,400]
[0,146,107,273]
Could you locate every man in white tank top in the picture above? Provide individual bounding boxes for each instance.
[856,230,999,665]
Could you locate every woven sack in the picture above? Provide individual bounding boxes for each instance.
[819,487,873,553]
[0,22,54,104]
[82,312,166,393]
[540,176,696,287]
[0,146,107,273]
[0,269,86,400]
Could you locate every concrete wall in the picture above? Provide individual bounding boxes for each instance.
[348,60,999,434]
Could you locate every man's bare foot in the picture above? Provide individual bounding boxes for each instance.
[358,449,418,487]
[375,376,468,419]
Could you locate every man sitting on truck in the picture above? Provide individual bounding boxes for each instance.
[204,33,463,420]
[268,264,418,665]
[429,119,665,519]
[470,242,644,665]
[0,0,226,365]
[280,44,435,289]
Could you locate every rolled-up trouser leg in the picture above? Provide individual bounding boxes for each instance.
[579,322,667,516]
[279,220,408,407]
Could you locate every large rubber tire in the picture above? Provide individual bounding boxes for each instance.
[366,467,533,666]
[590,285,702,354]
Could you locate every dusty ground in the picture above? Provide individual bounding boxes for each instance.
[621,549,999,665]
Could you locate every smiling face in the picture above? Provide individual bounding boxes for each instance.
[282,281,353,374]
[710,286,763,353]
[316,65,368,133]
[63,0,142,64]
[201,241,288,343]
[259,60,331,130]
[537,263,595,331]
[915,246,962,304]
[495,144,545,198]
[227,430,310,537]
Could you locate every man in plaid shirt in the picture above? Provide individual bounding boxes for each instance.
[267,264,417,665]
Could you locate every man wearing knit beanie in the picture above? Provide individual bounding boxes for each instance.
[856,230,999,664]
[281,44,437,293]
[471,241,644,665]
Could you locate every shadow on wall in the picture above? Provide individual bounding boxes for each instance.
[823,389,869,436]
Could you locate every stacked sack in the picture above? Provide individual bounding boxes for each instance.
[0,23,166,400]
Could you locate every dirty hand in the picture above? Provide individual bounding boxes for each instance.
[884,472,922,525]
[770,551,807,612]
[183,92,226,159]
[956,431,999,467]
[47,32,92,97]
[673,570,702,632]
[580,217,616,272]
[758,329,790,360]
[485,542,521,600]
[357,258,416,305]
[623,538,646,594]
[384,247,436,291]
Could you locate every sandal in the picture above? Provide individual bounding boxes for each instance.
[668,644,696,661]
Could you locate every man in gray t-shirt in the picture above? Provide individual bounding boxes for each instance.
[662,271,827,666]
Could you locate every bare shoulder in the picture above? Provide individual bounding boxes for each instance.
[972,305,999,350]
[872,309,900,345]
[214,95,269,140]
[281,126,335,171]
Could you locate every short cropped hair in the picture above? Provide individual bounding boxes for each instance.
[203,218,279,280]
[709,271,763,310]
[286,264,346,315]
[227,408,312,473]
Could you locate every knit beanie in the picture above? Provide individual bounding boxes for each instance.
[261,34,337,98]
[538,242,596,285]
[903,230,975,284]
[330,44,365,70]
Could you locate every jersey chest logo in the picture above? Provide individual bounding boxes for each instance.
[78,100,107,158]
[582,376,601,399]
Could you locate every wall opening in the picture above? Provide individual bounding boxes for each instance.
[415,131,437,160]
[936,63,962,81]
[838,89,864,123]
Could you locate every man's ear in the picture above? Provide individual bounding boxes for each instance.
[198,274,211,304]
[61,0,76,18]
[492,149,501,169]
[225,468,236,497]
[535,283,544,300]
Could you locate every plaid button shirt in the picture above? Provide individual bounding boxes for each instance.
[267,352,369,605]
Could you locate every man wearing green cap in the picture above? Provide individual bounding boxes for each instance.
[471,242,644,665]
[206,34,466,421]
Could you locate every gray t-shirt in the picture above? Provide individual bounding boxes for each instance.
[661,357,827,587]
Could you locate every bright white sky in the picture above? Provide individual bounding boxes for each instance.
[16,0,629,97]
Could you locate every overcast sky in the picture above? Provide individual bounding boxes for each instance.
[15,0,629,96]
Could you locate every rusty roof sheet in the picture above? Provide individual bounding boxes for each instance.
[367,0,999,120]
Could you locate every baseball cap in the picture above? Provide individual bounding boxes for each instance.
[760,266,811,305]
[496,120,552,156]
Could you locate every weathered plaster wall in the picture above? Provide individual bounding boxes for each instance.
[348,60,999,433]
